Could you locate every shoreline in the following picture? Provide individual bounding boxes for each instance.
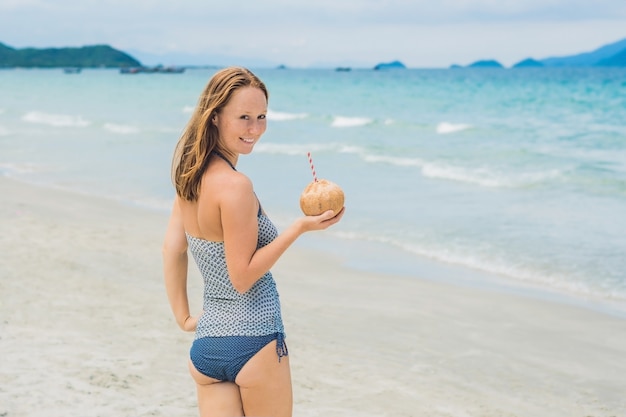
[2,175,626,416]
[290,219,626,320]
[7,173,625,319]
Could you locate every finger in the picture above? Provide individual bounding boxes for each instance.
[327,207,345,220]
[320,209,338,221]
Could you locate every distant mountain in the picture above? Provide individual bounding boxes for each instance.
[0,42,141,68]
[540,37,626,67]
[373,60,406,70]
[512,58,544,68]
[596,47,626,66]
[467,60,503,68]
[127,49,278,68]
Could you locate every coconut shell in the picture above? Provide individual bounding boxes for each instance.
[299,179,345,216]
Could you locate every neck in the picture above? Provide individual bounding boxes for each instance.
[213,149,237,171]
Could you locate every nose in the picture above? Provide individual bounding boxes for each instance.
[249,118,266,135]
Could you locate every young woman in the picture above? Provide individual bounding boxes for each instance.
[162,67,344,417]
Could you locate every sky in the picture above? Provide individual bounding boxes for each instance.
[1,0,626,68]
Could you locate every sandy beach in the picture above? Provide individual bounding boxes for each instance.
[1,175,625,417]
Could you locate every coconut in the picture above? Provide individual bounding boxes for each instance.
[299,179,345,216]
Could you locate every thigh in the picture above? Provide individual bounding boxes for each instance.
[236,340,293,417]
[189,359,244,417]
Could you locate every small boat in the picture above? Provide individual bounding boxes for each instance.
[120,67,144,74]
[159,66,185,73]
[120,65,185,74]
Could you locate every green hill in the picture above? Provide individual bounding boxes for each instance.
[540,37,626,67]
[512,58,544,68]
[0,43,141,68]
[596,48,626,66]
[467,59,504,68]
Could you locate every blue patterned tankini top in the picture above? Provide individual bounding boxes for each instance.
[186,211,285,341]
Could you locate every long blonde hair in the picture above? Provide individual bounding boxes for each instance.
[172,67,268,201]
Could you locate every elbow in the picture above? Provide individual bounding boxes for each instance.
[177,315,191,331]
[231,279,251,294]
[162,240,187,258]
[229,272,259,294]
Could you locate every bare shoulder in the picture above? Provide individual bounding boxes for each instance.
[224,169,253,190]
[201,167,254,206]
[221,171,255,208]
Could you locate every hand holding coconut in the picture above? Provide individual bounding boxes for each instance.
[300,152,345,217]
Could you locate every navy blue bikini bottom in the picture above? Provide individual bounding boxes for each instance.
[190,332,288,382]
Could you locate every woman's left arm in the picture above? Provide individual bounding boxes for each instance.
[162,197,197,332]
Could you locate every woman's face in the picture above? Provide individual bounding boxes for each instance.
[214,86,267,155]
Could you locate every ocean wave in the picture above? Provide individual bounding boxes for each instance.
[22,111,90,127]
[0,162,40,175]
[267,110,308,121]
[254,142,365,156]
[255,143,407,166]
[421,162,562,188]
[332,230,624,301]
[103,123,140,134]
[436,122,471,134]
[331,116,373,128]
[255,143,326,155]
[362,154,424,167]
[0,172,174,214]
[0,125,9,136]
[255,142,562,188]
[358,152,559,189]
[182,105,195,113]
[125,196,172,212]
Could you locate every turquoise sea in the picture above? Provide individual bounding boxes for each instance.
[1,67,625,314]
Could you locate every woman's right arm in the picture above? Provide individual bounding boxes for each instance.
[162,197,197,332]
[220,174,345,293]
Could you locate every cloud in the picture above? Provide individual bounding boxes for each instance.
[1,0,625,67]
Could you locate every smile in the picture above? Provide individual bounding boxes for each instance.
[240,137,255,143]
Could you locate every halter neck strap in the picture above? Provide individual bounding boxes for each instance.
[212,150,236,171]
[212,150,263,217]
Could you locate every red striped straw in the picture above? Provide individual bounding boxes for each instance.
[307,152,318,182]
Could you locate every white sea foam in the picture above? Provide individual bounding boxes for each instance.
[155,126,184,134]
[331,116,372,128]
[421,162,562,188]
[103,123,140,134]
[332,229,621,301]
[124,196,172,212]
[254,143,325,155]
[182,105,195,113]
[254,142,361,156]
[436,122,471,134]
[255,142,560,189]
[393,238,606,299]
[267,110,308,121]
[22,111,90,127]
[0,162,40,175]
[362,154,424,167]
[0,125,9,136]
[336,145,370,157]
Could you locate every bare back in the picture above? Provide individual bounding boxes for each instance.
[178,154,258,242]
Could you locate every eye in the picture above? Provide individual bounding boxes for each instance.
[258,114,266,120]
[240,115,250,120]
